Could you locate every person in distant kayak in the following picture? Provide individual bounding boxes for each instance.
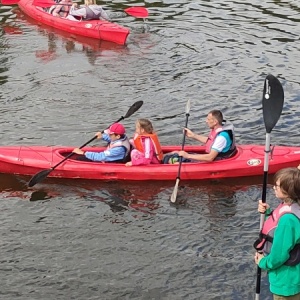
[66,0,110,21]
[50,0,73,17]
[125,119,163,166]
[164,109,236,164]
[254,166,300,300]
[72,123,131,163]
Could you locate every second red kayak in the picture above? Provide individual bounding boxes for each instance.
[17,0,130,44]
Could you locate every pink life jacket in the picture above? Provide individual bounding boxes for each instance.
[254,202,300,266]
[205,121,236,158]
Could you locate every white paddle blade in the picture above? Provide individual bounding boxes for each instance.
[170,178,180,203]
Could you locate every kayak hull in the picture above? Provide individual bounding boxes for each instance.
[1,145,300,181]
[17,0,130,45]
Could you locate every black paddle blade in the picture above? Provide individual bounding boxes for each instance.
[262,74,284,134]
[124,101,143,118]
[28,169,52,187]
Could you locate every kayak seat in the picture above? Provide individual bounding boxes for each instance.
[163,147,238,164]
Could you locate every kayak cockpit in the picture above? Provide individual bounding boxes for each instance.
[56,146,240,164]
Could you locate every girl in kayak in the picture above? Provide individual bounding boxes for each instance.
[254,166,300,299]
[72,123,131,163]
[50,0,73,17]
[66,0,110,21]
[125,119,163,166]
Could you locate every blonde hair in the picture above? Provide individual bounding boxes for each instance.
[137,119,154,134]
[84,0,95,5]
[274,167,300,204]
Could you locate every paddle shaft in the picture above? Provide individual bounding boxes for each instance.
[255,133,270,299]
[170,101,190,203]
[51,135,97,170]
[176,113,189,179]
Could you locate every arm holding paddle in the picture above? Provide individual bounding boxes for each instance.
[177,148,218,162]
[254,199,271,265]
[169,110,236,163]
[171,127,217,162]
[183,127,208,144]
[72,123,130,162]
[72,131,103,155]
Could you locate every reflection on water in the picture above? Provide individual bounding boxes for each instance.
[0,173,273,298]
[32,29,130,65]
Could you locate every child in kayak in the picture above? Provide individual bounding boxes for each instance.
[66,0,110,21]
[72,123,131,163]
[125,119,163,166]
[254,166,300,299]
[49,0,72,17]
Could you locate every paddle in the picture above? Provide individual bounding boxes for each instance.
[28,100,143,187]
[124,7,148,18]
[170,99,191,203]
[255,74,284,300]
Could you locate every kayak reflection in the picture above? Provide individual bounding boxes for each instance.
[12,7,128,64]
[34,31,128,65]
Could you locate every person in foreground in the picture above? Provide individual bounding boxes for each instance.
[164,110,236,164]
[66,0,110,21]
[254,167,300,300]
[125,118,163,166]
[72,123,131,162]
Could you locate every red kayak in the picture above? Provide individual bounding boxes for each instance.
[17,0,130,44]
[0,144,300,181]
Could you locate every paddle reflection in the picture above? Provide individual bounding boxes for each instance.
[175,176,267,220]
[0,173,163,215]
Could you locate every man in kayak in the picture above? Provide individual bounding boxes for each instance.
[72,123,131,162]
[66,0,110,21]
[164,110,236,163]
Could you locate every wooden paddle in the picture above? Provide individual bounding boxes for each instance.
[1,0,149,18]
[28,100,143,187]
[255,74,284,300]
[170,99,191,203]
